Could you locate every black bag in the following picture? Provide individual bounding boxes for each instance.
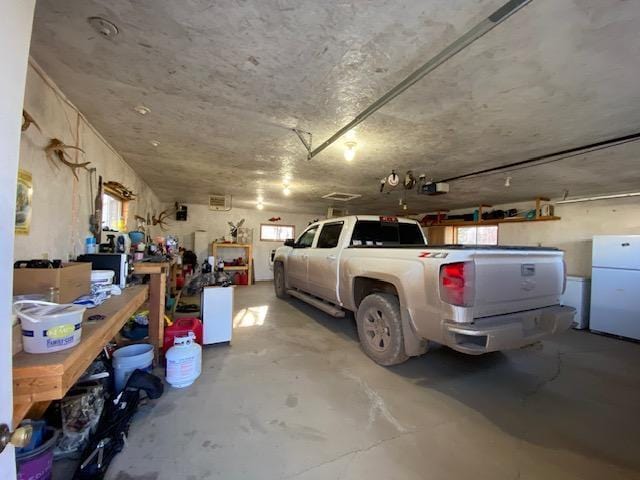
[73,370,163,479]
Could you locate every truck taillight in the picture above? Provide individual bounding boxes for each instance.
[440,262,475,307]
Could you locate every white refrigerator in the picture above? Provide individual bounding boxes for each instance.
[590,235,640,340]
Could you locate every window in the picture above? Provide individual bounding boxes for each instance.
[351,220,426,246]
[102,194,123,231]
[455,225,498,245]
[316,222,343,248]
[260,224,295,242]
[295,226,318,248]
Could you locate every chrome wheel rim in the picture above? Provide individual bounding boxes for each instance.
[363,308,391,352]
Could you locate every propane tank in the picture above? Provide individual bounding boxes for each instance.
[165,332,202,388]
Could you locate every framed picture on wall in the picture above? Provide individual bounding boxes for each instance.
[15,169,33,235]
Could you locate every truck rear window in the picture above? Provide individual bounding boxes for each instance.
[351,220,425,246]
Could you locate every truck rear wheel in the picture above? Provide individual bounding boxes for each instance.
[274,262,289,299]
[356,293,408,366]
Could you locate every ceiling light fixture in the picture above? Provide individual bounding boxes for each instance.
[555,192,640,204]
[134,105,150,116]
[150,140,160,147]
[88,16,119,39]
[344,141,357,162]
[257,202,264,210]
[282,185,291,196]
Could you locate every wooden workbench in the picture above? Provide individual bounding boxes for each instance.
[12,285,148,426]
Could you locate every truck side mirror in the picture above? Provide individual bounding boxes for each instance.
[284,239,295,247]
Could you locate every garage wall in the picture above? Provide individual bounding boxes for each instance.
[440,197,639,277]
[163,204,318,281]
[15,60,162,262]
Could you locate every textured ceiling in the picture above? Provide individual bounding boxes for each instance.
[30,0,640,215]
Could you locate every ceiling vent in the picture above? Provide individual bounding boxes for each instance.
[209,194,232,211]
[322,192,362,202]
[327,207,347,218]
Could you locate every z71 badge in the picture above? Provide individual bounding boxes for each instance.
[419,251,448,259]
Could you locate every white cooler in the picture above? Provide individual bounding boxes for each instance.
[560,275,591,330]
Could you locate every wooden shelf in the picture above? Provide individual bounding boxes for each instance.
[212,243,251,248]
[12,285,148,426]
[211,243,253,285]
[431,216,561,227]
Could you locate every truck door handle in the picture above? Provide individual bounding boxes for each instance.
[326,254,336,260]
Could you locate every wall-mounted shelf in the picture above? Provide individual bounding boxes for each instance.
[427,198,560,228]
[432,216,561,227]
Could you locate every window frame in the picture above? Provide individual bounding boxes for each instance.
[454,225,499,246]
[315,221,344,249]
[101,192,125,231]
[259,224,296,242]
[294,225,318,248]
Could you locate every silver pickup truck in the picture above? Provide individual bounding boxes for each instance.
[274,215,575,366]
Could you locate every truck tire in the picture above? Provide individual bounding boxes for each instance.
[356,293,409,366]
[274,262,289,299]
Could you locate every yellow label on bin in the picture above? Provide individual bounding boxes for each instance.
[48,324,74,339]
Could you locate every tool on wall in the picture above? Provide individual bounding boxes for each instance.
[89,171,103,242]
[45,138,91,180]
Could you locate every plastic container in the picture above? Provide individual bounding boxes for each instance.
[166,333,202,388]
[14,301,86,354]
[16,426,58,480]
[85,236,97,254]
[163,317,203,354]
[90,270,114,285]
[112,343,154,392]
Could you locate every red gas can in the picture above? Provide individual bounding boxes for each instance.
[163,317,203,353]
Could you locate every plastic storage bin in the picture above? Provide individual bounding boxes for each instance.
[163,317,203,353]
[13,301,86,354]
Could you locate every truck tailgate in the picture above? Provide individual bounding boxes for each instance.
[472,249,564,318]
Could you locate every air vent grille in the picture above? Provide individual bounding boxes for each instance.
[322,192,361,202]
[209,194,232,211]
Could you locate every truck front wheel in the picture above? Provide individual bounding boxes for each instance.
[274,262,289,299]
[356,293,408,366]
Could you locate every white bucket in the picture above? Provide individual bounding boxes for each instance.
[166,333,201,388]
[14,301,86,354]
[112,343,154,392]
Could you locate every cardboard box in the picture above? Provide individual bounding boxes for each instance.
[13,262,91,303]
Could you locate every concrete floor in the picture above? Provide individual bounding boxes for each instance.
[106,282,640,480]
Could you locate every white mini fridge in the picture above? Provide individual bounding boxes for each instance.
[590,235,640,340]
[201,286,234,344]
[561,276,590,329]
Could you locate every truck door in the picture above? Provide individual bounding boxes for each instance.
[286,225,318,291]
[306,221,344,303]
